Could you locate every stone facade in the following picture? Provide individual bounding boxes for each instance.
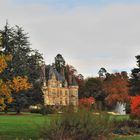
[42,68,78,106]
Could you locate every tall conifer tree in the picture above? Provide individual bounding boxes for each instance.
[130,55,140,96]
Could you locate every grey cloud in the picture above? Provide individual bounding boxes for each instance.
[0,1,140,77]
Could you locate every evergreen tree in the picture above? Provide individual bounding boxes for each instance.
[129,55,140,96]
[55,54,65,74]
[98,67,107,78]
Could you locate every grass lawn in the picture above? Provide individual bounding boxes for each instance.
[0,113,48,140]
[110,114,130,120]
[114,136,140,140]
[0,113,139,140]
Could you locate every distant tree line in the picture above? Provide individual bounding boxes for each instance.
[78,55,140,111]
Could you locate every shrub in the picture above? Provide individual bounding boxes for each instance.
[79,97,95,110]
[30,108,41,113]
[29,104,42,114]
[125,101,131,114]
[29,105,56,114]
[30,105,76,115]
[40,105,60,115]
[130,96,140,119]
[41,109,115,140]
[114,120,140,135]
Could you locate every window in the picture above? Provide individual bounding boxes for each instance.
[60,101,62,105]
[65,99,68,105]
[65,91,67,96]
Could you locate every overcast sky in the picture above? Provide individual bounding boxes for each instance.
[1,0,140,77]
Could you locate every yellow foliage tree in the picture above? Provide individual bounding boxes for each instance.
[0,54,12,73]
[0,54,32,111]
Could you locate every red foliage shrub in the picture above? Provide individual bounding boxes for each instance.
[130,96,140,119]
[79,97,95,109]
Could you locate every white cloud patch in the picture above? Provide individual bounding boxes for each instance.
[0,1,140,77]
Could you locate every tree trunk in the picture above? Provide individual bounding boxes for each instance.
[4,108,8,114]
[16,107,21,114]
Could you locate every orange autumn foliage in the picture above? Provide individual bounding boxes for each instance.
[11,76,32,92]
[0,54,12,73]
[7,97,13,104]
[0,80,11,96]
[0,54,32,111]
[103,72,130,106]
[79,97,95,109]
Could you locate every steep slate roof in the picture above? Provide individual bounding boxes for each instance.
[48,65,78,86]
[48,66,65,82]
[71,76,78,86]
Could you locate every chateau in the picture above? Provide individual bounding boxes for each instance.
[42,66,79,106]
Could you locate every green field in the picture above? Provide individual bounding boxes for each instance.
[0,113,47,140]
[0,113,139,140]
[114,136,140,140]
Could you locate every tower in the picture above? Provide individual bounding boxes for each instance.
[69,85,79,106]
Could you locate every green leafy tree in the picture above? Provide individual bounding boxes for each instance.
[83,78,103,99]
[81,77,106,110]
